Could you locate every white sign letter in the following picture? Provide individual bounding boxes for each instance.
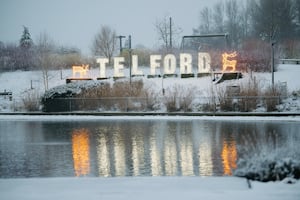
[132,55,143,76]
[198,53,211,73]
[163,54,176,74]
[150,55,161,75]
[114,57,125,77]
[97,58,109,78]
[180,53,192,74]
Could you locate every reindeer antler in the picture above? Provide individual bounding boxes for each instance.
[229,51,237,57]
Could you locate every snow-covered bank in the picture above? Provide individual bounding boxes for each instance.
[0,114,300,122]
[0,177,299,200]
[1,64,300,112]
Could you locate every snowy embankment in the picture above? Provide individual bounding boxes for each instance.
[1,177,299,200]
[0,64,300,112]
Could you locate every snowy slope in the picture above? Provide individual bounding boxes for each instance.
[1,177,299,200]
[0,64,299,112]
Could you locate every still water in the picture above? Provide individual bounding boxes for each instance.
[0,117,299,178]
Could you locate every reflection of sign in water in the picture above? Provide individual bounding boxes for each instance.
[222,52,237,72]
[72,129,90,176]
[72,64,89,78]
[221,140,237,175]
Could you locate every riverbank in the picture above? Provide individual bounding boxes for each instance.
[1,177,299,200]
[0,111,300,117]
[1,113,300,122]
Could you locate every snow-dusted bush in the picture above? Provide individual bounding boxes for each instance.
[22,89,41,111]
[164,84,195,112]
[239,39,273,72]
[234,133,300,182]
[216,86,233,111]
[238,77,261,112]
[263,84,282,111]
[42,80,103,112]
[42,80,158,112]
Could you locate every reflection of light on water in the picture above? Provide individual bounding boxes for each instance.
[132,133,144,176]
[192,122,213,176]
[221,140,237,175]
[72,129,90,176]
[150,137,162,176]
[113,129,126,176]
[199,142,213,176]
[180,135,194,176]
[97,132,111,177]
[164,133,177,176]
[150,127,163,176]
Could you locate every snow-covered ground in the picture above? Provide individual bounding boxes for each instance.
[1,114,300,122]
[1,177,299,200]
[1,66,300,199]
[0,64,300,112]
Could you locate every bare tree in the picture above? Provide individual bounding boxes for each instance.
[225,0,241,49]
[212,3,225,33]
[36,32,55,91]
[155,15,181,51]
[199,7,212,34]
[239,0,252,40]
[92,25,117,65]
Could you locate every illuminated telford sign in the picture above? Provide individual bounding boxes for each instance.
[96,52,212,79]
[71,52,237,80]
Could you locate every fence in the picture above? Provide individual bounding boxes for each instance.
[216,96,282,112]
[41,96,284,112]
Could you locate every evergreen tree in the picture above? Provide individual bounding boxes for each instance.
[20,26,33,49]
[19,26,34,69]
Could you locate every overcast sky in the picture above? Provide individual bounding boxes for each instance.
[1,0,223,55]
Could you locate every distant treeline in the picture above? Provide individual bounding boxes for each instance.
[1,0,300,73]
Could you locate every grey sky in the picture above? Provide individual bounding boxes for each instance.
[0,0,222,55]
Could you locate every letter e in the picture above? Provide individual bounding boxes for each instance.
[114,57,125,77]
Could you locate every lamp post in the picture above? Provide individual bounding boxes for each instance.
[116,35,126,54]
[260,32,276,88]
[128,35,132,85]
[116,35,132,85]
[271,40,276,88]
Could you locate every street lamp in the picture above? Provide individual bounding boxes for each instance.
[260,32,276,88]
[271,40,276,88]
[116,35,126,54]
[116,35,132,85]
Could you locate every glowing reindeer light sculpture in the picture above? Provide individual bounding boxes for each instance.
[72,64,89,78]
[222,52,237,72]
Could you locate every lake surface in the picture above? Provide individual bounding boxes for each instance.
[0,117,299,178]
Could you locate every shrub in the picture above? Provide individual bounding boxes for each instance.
[234,132,300,182]
[75,80,157,111]
[216,86,235,111]
[22,90,41,111]
[263,84,282,112]
[164,84,195,112]
[238,77,261,112]
[239,39,273,72]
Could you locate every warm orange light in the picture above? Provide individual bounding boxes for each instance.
[72,128,90,176]
[72,64,89,78]
[222,52,237,72]
[221,140,237,175]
